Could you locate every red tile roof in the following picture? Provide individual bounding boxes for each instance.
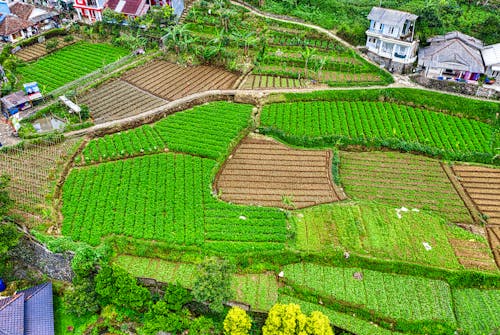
[8,2,34,21]
[105,0,149,16]
[0,15,33,36]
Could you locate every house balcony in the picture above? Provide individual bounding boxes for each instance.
[366,29,415,43]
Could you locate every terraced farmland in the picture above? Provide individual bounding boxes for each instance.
[239,75,308,89]
[15,37,77,62]
[453,288,500,335]
[284,263,456,330]
[121,61,240,100]
[216,136,345,209]
[340,151,472,224]
[292,202,490,269]
[18,42,129,92]
[79,80,167,124]
[260,101,494,162]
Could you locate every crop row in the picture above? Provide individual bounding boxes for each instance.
[453,288,500,335]
[18,42,129,92]
[284,263,456,330]
[62,153,287,251]
[80,102,253,164]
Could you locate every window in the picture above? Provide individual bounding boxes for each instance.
[389,26,394,34]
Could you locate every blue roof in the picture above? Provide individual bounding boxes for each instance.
[0,2,10,14]
[0,283,54,335]
[19,283,54,335]
[0,294,24,335]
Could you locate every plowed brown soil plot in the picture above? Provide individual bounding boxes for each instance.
[216,136,345,209]
[452,165,500,225]
[487,226,500,267]
[340,151,473,224]
[121,61,240,100]
[449,238,497,272]
[79,80,167,124]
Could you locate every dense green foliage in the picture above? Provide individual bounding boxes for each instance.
[260,101,497,164]
[224,307,252,335]
[281,88,500,123]
[193,257,234,314]
[453,288,500,335]
[293,202,469,269]
[80,102,253,164]
[62,153,286,250]
[18,42,129,92]
[246,0,500,46]
[284,263,456,332]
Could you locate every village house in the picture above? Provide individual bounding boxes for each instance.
[482,43,500,81]
[417,31,484,82]
[365,6,419,73]
[0,282,55,335]
[105,0,149,18]
[73,0,105,22]
[0,1,57,42]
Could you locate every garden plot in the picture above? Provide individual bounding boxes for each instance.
[0,137,80,223]
[79,80,167,124]
[15,37,77,62]
[449,238,498,272]
[283,263,456,330]
[216,136,346,209]
[452,165,500,225]
[292,201,493,269]
[453,288,500,335]
[121,61,240,100]
[340,151,472,224]
[239,75,308,90]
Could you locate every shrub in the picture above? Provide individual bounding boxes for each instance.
[223,307,252,335]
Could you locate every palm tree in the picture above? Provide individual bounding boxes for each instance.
[161,25,193,54]
[232,30,257,56]
[300,46,316,78]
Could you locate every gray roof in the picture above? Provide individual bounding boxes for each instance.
[367,7,418,27]
[427,31,483,49]
[418,38,485,73]
[482,43,500,67]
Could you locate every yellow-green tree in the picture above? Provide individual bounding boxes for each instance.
[262,303,308,335]
[223,306,252,335]
[306,311,334,335]
[262,303,334,335]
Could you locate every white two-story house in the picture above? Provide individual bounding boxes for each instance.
[365,7,419,73]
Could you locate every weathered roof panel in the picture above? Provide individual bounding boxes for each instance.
[367,7,417,27]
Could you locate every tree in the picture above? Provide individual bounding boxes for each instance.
[162,25,195,54]
[300,46,316,79]
[262,303,307,335]
[192,257,234,314]
[306,311,334,335]
[263,303,334,335]
[224,307,252,335]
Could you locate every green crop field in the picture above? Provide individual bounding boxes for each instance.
[453,288,500,335]
[292,202,482,269]
[62,153,286,250]
[114,255,278,311]
[18,42,129,92]
[284,263,456,329]
[79,102,253,164]
[260,101,494,162]
[279,295,403,335]
[340,151,472,223]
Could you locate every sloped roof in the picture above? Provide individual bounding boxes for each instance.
[0,294,24,335]
[418,38,485,73]
[0,15,33,36]
[367,7,418,27]
[19,283,54,335]
[8,2,33,21]
[0,283,54,335]
[427,31,483,49]
[106,0,149,16]
[482,43,500,67]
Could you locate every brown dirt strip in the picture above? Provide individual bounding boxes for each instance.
[216,135,345,209]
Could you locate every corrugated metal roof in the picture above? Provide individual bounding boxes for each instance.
[0,294,24,335]
[106,0,148,16]
[21,283,54,335]
[367,7,417,27]
[482,43,500,67]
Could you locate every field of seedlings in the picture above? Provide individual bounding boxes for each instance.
[260,101,494,162]
[284,263,456,329]
[216,136,345,209]
[239,75,308,90]
[79,80,167,124]
[114,255,278,311]
[62,153,287,250]
[340,151,472,224]
[292,202,491,269]
[15,37,78,62]
[121,61,239,100]
[0,137,80,221]
[453,288,500,335]
[18,42,129,92]
[78,102,253,164]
